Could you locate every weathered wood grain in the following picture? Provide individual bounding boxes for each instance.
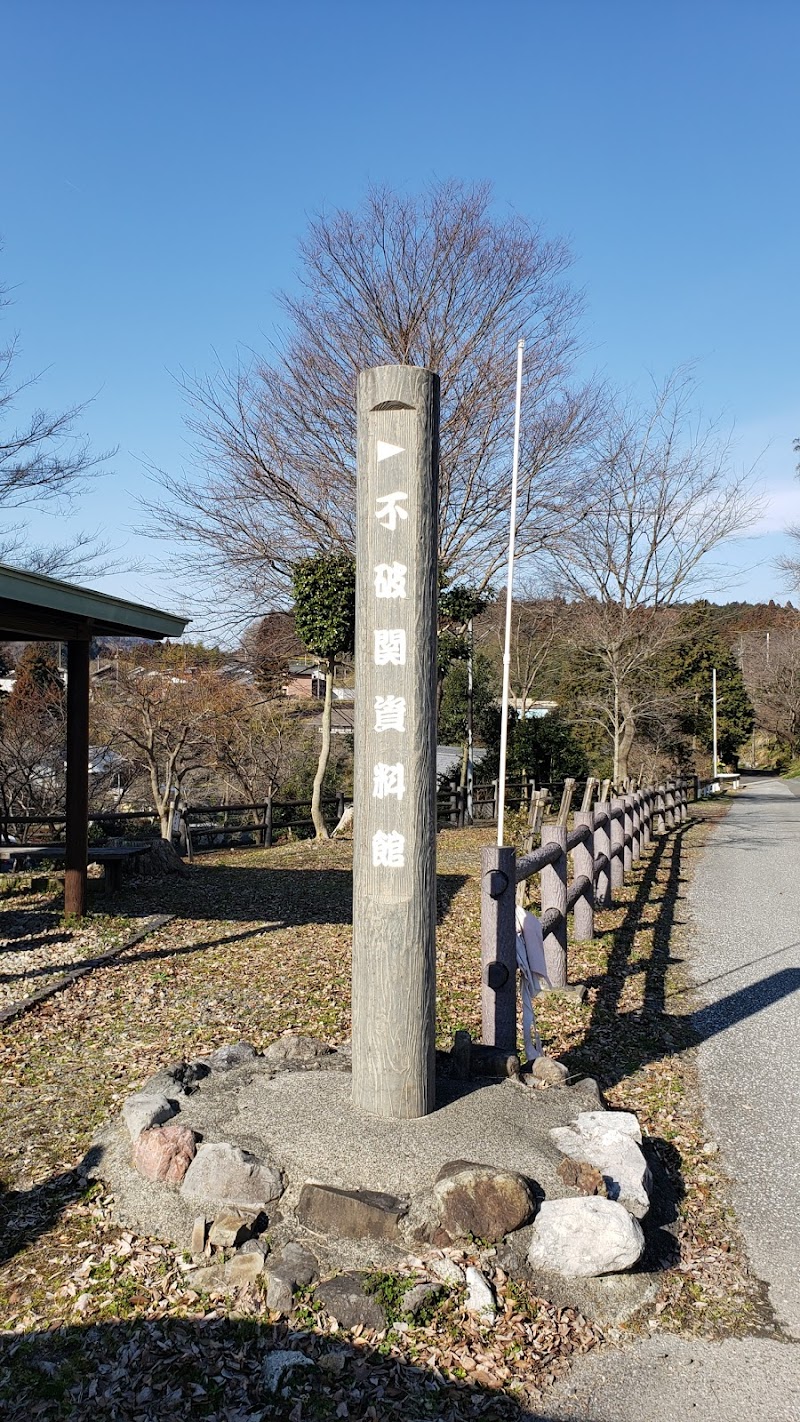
[351,365,439,1119]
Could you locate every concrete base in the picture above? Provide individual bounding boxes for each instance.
[91,1051,662,1322]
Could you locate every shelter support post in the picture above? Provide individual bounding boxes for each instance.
[65,637,90,918]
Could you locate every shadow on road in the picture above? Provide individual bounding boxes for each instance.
[565,821,800,1092]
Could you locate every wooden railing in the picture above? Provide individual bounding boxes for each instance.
[479,777,695,1050]
[180,795,347,859]
[0,770,738,860]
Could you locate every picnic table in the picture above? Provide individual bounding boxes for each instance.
[0,842,154,892]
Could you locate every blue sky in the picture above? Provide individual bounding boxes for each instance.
[2,1,799,634]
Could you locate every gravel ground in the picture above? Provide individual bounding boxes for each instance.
[0,901,142,1010]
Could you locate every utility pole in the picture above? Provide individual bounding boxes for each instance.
[712,667,719,779]
[466,617,474,824]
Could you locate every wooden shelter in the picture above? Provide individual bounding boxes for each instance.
[0,564,187,915]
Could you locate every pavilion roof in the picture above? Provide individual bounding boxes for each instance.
[0,563,188,642]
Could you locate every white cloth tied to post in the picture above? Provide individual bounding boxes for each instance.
[515,906,551,1061]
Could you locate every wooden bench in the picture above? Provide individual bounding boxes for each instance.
[0,842,154,893]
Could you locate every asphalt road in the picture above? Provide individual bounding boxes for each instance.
[691,775,800,1337]
[539,777,800,1421]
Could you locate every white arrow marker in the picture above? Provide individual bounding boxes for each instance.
[377,439,405,462]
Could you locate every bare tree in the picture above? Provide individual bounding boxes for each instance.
[211,683,312,803]
[241,611,305,694]
[93,654,226,839]
[777,437,800,591]
[477,591,562,718]
[147,181,598,616]
[0,262,112,576]
[742,623,800,760]
[547,370,761,781]
[0,650,67,832]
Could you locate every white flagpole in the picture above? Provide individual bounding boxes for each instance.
[497,338,525,847]
[712,667,718,780]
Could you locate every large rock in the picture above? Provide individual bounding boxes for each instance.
[550,1111,651,1218]
[315,1273,387,1332]
[263,1240,319,1316]
[180,1142,283,1209]
[575,1110,642,1142]
[431,1161,537,1244]
[208,1207,258,1249]
[208,1042,257,1073]
[262,1035,333,1066]
[531,1057,569,1086]
[122,1091,178,1141]
[527,1196,645,1277]
[465,1264,497,1323]
[297,1182,407,1241]
[133,1123,196,1184]
[400,1282,442,1316]
[261,1350,314,1391]
[278,1241,319,1286]
[225,1249,265,1284]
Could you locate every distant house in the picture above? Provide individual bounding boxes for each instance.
[283,659,326,699]
[521,699,558,719]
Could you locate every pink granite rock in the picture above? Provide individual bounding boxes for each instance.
[134,1122,197,1184]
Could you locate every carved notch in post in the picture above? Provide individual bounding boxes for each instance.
[594,799,611,909]
[480,845,517,1051]
[540,824,568,987]
[610,797,625,891]
[351,365,439,1120]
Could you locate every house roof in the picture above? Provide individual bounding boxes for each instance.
[0,563,188,642]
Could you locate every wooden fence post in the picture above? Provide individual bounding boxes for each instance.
[184,810,194,863]
[655,783,666,834]
[594,799,611,908]
[492,779,499,825]
[623,795,633,875]
[557,778,577,826]
[480,845,517,1051]
[580,776,599,812]
[572,811,594,941]
[610,797,625,891]
[540,824,568,987]
[665,780,675,829]
[641,788,652,850]
[631,792,641,863]
[449,780,459,825]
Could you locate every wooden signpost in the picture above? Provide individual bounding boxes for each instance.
[351,365,440,1120]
